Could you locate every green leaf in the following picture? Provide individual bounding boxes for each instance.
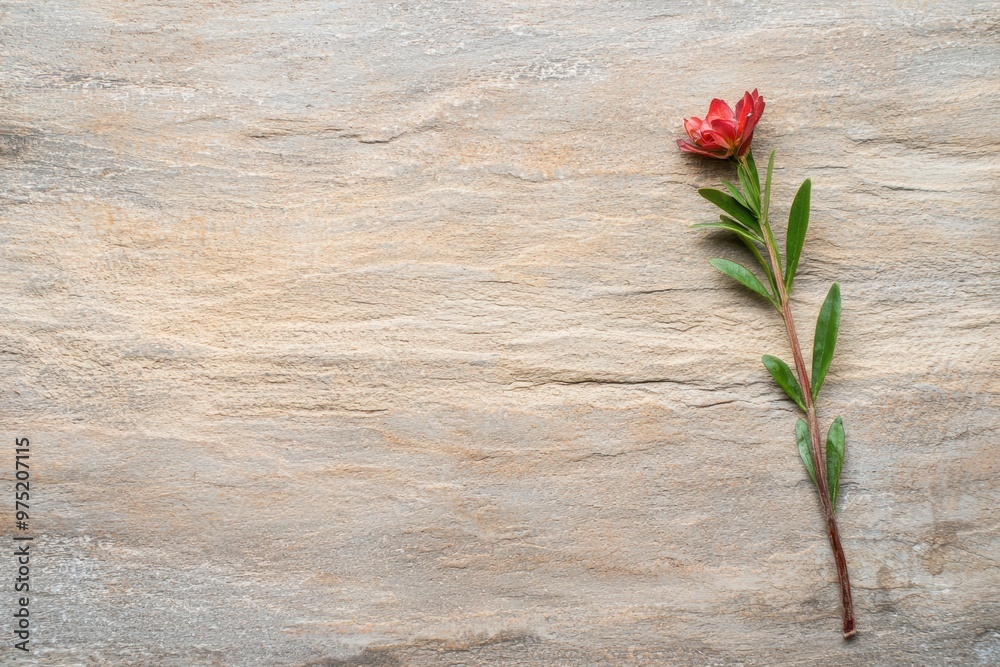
[708,258,776,306]
[796,419,816,485]
[736,234,777,293]
[762,355,806,410]
[737,164,760,214]
[762,150,776,223]
[785,179,812,292]
[698,188,761,234]
[812,282,842,398]
[690,220,762,245]
[719,214,762,238]
[695,212,763,241]
[745,149,760,192]
[826,417,845,511]
[754,150,781,273]
[722,181,748,209]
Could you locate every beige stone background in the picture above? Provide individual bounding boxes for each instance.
[0,1,998,665]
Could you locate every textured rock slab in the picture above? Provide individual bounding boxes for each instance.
[0,0,998,665]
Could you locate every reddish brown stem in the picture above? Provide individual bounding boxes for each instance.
[752,160,857,638]
[780,297,857,639]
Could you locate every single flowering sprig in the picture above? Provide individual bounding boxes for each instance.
[679,91,857,639]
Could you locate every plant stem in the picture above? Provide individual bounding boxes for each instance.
[750,160,857,638]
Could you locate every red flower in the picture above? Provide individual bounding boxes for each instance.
[677,90,765,159]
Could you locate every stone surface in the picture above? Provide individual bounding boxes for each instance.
[1,1,998,665]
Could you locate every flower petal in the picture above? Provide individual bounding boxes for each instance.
[744,95,765,137]
[736,130,755,157]
[734,91,754,136]
[684,116,704,140]
[698,131,726,150]
[709,118,738,146]
[677,138,728,158]
[706,98,735,122]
